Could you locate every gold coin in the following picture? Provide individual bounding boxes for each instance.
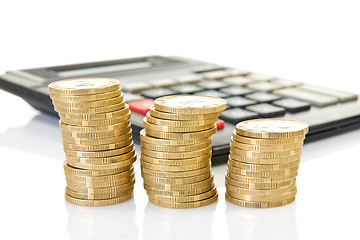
[55,101,126,114]
[59,120,130,133]
[149,106,221,120]
[63,162,133,177]
[230,138,303,151]
[141,145,212,159]
[66,149,136,165]
[141,139,211,152]
[59,105,130,120]
[145,112,217,127]
[225,193,295,208]
[232,131,304,145]
[65,191,133,207]
[52,95,124,108]
[66,177,135,189]
[145,183,214,197]
[226,187,297,202]
[65,144,134,158]
[226,181,296,196]
[61,124,131,139]
[49,78,120,95]
[143,118,215,132]
[65,171,135,183]
[226,169,297,183]
[60,113,131,126]
[227,163,299,178]
[144,126,217,140]
[141,172,212,184]
[65,187,133,200]
[50,89,122,102]
[67,184,134,195]
[235,119,309,139]
[154,95,226,114]
[225,175,296,189]
[141,165,211,178]
[140,152,211,166]
[230,146,302,158]
[63,129,133,145]
[141,159,210,172]
[67,180,135,193]
[148,193,218,209]
[229,152,301,164]
[66,155,136,170]
[228,156,299,171]
[63,138,133,152]
[149,187,217,203]
[140,129,210,146]
[144,175,214,191]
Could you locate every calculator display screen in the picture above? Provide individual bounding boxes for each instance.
[56,61,152,77]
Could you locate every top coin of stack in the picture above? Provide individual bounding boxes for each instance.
[140,95,226,208]
[225,119,308,208]
[48,78,136,206]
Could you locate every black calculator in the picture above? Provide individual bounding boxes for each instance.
[1,55,359,164]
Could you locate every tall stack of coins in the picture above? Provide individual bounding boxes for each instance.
[225,119,308,208]
[140,95,226,208]
[48,78,136,206]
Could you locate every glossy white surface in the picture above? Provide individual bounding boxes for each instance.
[1,1,360,239]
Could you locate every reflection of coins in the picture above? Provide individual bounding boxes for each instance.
[49,78,136,206]
[141,95,226,208]
[226,119,307,208]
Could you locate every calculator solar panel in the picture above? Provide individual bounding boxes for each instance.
[1,55,359,164]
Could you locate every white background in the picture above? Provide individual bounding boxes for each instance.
[0,1,360,239]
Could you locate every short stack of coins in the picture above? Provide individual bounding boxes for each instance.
[225,119,309,208]
[140,95,227,208]
[48,78,136,206]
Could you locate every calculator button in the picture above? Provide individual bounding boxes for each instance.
[220,108,259,124]
[298,84,358,102]
[122,82,152,92]
[141,88,177,99]
[225,96,257,108]
[215,119,225,129]
[197,80,230,90]
[174,74,203,84]
[150,78,178,88]
[246,103,286,118]
[196,90,231,98]
[225,69,251,76]
[245,92,282,102]
[274,88,338,107]
[219,86,255,96]
[247,82,282,92]
[272,98,311,113]
[247,73,277,82]
[128,99,154,115]
[123,93,145,103]
[223,76,255,86]
[202,70,231,80]
[270,78,303,87]
[170,84,204,94]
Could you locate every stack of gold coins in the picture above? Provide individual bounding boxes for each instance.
[48,78,136,206]
[140,95,227,208]
[225,119,308,208]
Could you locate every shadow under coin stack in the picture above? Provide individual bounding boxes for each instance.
[225,119,308,208]
[48,78,136,206]
[140,95,227,208]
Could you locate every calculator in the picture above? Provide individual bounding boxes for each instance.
[1,55,359,164]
